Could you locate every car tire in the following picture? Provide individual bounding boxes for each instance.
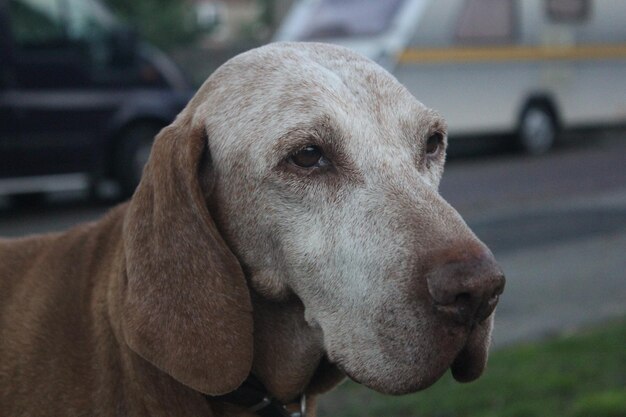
[517,104,558,155]
[115,123,161,198]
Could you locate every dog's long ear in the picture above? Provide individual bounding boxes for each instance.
[121,114,253,395]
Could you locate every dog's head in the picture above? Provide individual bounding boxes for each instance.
[121,43,504,396]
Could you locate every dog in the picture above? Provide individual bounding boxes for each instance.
[0,42,504,416]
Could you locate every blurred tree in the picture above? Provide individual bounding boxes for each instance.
[257,0,274,28]
[103,0,198,50]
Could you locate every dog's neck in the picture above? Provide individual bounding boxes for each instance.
[109,267,343,415]
[248,291,345,404]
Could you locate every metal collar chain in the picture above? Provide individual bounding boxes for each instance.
[209,375,306,417]
[246,393,305,417]
[294,394,306,417]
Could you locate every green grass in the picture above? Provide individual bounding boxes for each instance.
[318,319,626,417]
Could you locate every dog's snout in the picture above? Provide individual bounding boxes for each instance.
[426,248,505,326]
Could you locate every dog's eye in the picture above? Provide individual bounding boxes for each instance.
[426,133,444,155]
[289,145,325,168]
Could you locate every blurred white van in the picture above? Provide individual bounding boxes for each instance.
[275,0,626,154]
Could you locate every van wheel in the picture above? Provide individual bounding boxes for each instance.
[115,124,161,198]
[517,105,557,155]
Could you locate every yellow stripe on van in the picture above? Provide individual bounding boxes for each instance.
[398,44,626,64]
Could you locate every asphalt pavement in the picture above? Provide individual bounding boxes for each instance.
[1,132,625,348]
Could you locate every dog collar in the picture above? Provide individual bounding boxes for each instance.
[210,375,306,417]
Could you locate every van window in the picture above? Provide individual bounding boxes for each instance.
[456,0,516,44]
[8,0,65,47]
[294,0,405,40]
[546,0,590,23]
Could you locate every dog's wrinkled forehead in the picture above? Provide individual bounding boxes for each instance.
[191,42,444,172]
[196,44,432,128]
[202,44,413,111]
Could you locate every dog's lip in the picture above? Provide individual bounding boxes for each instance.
[450,346,481,382]
[449,324,489,383]
[325,316,492,393]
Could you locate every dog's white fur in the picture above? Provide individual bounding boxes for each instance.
[188,42,497,395]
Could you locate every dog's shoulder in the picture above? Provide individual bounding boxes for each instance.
[0,203,128,310]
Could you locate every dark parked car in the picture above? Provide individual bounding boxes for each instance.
[0,0,194,198]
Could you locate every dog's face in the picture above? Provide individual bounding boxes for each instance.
[186,43,505,395]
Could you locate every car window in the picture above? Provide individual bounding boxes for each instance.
[65,0,115,42]
[8,0,65,47]
[64,0,118,69]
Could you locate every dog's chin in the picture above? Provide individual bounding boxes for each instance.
[337,318,493,395]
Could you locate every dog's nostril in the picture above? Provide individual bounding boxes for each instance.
[488,285,503,303]
[433,290,497,326]
[433,300,474,326]
[433,292,475,326]
[430,275,505,326]
[455,292,472,304]
[454,293,476,325]
[494,276,506,296]
[476,295,500,323]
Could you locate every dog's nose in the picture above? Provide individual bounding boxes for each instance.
[426,248,505,326]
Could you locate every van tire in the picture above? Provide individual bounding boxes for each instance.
[114,123,161,198]
[517,104,557,155]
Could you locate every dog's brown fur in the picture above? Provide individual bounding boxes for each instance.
[0,112,341,416]
[0,43,503,416]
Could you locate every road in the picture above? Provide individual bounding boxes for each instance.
[1,132,625,347]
